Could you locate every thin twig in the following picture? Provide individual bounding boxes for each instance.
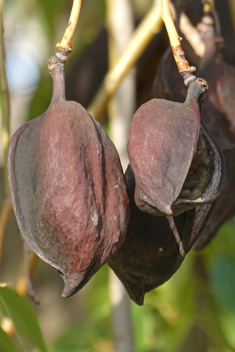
[0,0,10,198]
[56,0,82,52]
[88,0,163,121]
[167,216,185,257]
[0,199,13,269]
[161,0,196,76]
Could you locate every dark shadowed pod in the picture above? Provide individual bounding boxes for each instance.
[108,155,223,306]
[193,12,235,250]
[8,53,130,297]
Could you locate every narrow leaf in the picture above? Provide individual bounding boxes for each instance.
[0,326,19,352]
[0,286,47,352]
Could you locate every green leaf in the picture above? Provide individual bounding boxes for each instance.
[0,286,47,352]
[0,326,19,352]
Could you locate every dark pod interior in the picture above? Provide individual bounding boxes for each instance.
[109,166,195,306]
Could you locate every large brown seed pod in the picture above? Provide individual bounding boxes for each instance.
[127,78,223,217]
[8,56,129,297]
[108,166,205,306]
[109,143,224,306]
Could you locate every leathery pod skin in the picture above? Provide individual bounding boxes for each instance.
[127,78,223,217]
[8,61,129,297]
[154,20,234,249]
[108,166,195,306]
[108,132,224,306]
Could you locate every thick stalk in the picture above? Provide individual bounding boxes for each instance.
[88,0,162,120]
[106,1,135,351]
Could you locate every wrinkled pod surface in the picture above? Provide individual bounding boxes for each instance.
[108,160,223,306]
[154,15,235,250]
[128,77,224,218]
[109,73,224,305]
[8,56,130,297]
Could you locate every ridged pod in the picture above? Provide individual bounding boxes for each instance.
[8,58,129,297]
[128,78,223,217]
[108,164,223,305]
[154,14,235,249]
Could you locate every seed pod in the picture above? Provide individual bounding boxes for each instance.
[128,77,223,217]
[194,148,235,249]
[8,55,129,297]
[108,166,208,306]
[154,13,235,250]
[193,13,235,249]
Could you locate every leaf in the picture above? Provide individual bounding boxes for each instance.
[0,286,47,352]
[0,326,19,352]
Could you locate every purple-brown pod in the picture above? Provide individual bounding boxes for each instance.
[128,78,223,217]
[109,151,224,305]
[108,166,196,306]
[154,14,235,250]
[8,55,129,297]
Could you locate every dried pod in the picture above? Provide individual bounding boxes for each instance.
[193,21,235,249]
[198,14,235,137]
[128,78,223,217]
[154,15,235,249]
[108,166,197,306]
[195,148,235,249]
[8,57,129,297]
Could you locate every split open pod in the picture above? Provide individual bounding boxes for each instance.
[108,74,224,305]
[154,12,235,250]
[128,77,223,217]
[8,55,129,297]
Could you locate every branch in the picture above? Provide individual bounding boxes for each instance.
[161,0,196,80]
[56,0,82,53]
